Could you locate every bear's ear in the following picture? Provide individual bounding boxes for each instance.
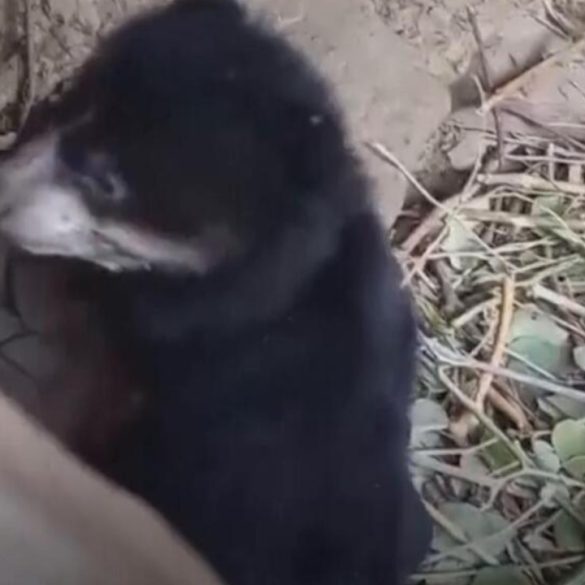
[170,0,244,18]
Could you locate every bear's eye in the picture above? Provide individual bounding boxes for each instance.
[72,169,124,207]
[59,122,126,211]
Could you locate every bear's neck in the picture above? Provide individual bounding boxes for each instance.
[98,208,348,346]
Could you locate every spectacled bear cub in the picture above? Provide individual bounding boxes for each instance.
[0,1,431,583]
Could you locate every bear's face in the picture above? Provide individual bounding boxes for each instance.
[0,1,343,275]
[0,131,220,272]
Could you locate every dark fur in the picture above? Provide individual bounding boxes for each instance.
[20,1,432,583]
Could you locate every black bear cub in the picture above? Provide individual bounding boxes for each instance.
[0,1,431,583]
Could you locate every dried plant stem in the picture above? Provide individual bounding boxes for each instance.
[532,284,585,319]
[476,277,515,410]
[460,209,585,230]
[368,143,512,269]
[451,297,499,329]
[563,562,585,585]
[441,358,585,403]
[478,173,585,196]
[402,225,448,287]
[450,278,517,440]
[411,453,499,488]
[414,555,584,581]
[489,384,530,431]
[438,369,526,462]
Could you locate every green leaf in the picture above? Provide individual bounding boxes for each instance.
[442,199,488,271]
[509,337,570,378]
[565,456,585,480]
[410,398,448,449]
[460,453,490,476]
[433,503,512,566]
[532,194,567,216]
[429,557,472,585]
[471,567,530,585]
[552,420,585,462]
[574,346,585,372]
[507,307,570,378]
[509,306,568,346]
[540,396,585,421]
[442,221,480,271]
[533,440,561,473]
[411,398,448,429]
[480,429,518,473]
[554,512,585,552]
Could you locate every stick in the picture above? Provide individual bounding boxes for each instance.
[488,384,530,431]
[442,359,585,403]
[477,173,585,196]
[532,284,585,319]
[459,209,585,230]
[476,277,515,410]
[402,224,447,287]
[399,186,480,256]
[367,143,512,269]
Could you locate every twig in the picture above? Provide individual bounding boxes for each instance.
[436,354,585,403]
[563,561,585,585]
[402,225,448,287]
[413,555,584,581]
[367,143,513,269]
[503,105,585,153]
[433,259,461,315]
[467,7,504,168]
[476,277,515,410]
[542,0,575,38]
[532,284,585,319]
[451,297,499,329]
[399,186,481,256]
[413,438,499,457]
[459,209,585,230]
[450,278,516,442]
[477,173,585,195]
[519,258,583,287]
[547,142,556,181]
[489,383,530,431]
[397,124,490,258]
[480,37,585,114]
[411,453,499,489]
[506,153,585,165]
[438,369,526,462]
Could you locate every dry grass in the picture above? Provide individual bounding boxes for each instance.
[375,89,585,584]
